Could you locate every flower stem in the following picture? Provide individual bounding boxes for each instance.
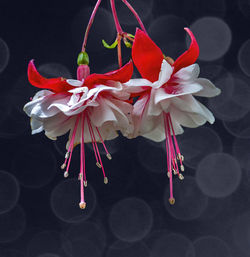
[110,0,123,34]
[117,35,122,67]
[121,0,147,33]
[110,0,124,67]
[81,0,102,52]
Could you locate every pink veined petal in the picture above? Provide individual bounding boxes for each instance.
[84,60,133,88]
[28,60,75,93]
[173,28,200,74]
[132,28,164,83]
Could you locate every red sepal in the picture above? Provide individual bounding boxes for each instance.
[132,28,164,83]
[173,28,199,73]
[84,60,133,88]
[28,60,75,93]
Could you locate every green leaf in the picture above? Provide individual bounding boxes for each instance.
[102,39,118,49]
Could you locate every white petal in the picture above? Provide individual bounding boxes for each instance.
[194,78,221,98]
[174,64,200,82]
[171,95,215,125]
[124,78,152,93]
[30,117,43,135]
[68,86,88,95]
[143,126,165,142]
[67,93,80,106]
[154,83,203,106]
[157,59,173,87]
[66,79,83,87]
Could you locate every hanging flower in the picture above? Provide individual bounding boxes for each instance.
[24,59,133,209]
[124,28,221,204]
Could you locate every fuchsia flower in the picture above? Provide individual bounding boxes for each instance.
[124,28,221,204]
[24,60,133,209]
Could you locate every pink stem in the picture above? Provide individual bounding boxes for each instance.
[81,0,102,52]
[87,116,106,178]
[117,35,122,68]
[95,126,110,156]
[121,0,147,33]
[110,0,123,34]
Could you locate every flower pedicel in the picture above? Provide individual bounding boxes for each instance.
[23,0,221,209]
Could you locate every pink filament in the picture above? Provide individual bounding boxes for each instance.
[95,126,110,156]
[164,114,173,199]
[86,116,106,178]
[86,115,99,165]
[66,115,80,173]
[167,115,179,175]
[167,113,183,166]
[80,112,86,182]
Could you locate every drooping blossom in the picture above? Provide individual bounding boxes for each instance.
[124,28,221,204]
[24,60,133,209]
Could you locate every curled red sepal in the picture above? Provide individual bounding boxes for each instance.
[28,60,75,93]
[173,28,199,73]
[84,60,133,88]
[132,28,164,83]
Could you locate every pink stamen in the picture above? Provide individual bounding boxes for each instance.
[65,115,80,174]
[95,126,111,158]
[86,116,106,179]
[86,115,100,166]
[163,114,174,201]
[80,112,87,183]
[167,113,184,166]
[62,116,80,168]
[166,115,179,175]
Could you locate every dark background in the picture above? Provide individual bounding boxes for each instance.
[0,0,250,256]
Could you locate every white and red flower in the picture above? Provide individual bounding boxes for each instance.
[124,28,221,204]
[24,60,133,209]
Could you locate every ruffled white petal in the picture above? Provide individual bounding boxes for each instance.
[174,64,200,82]
[194,78,221,98]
